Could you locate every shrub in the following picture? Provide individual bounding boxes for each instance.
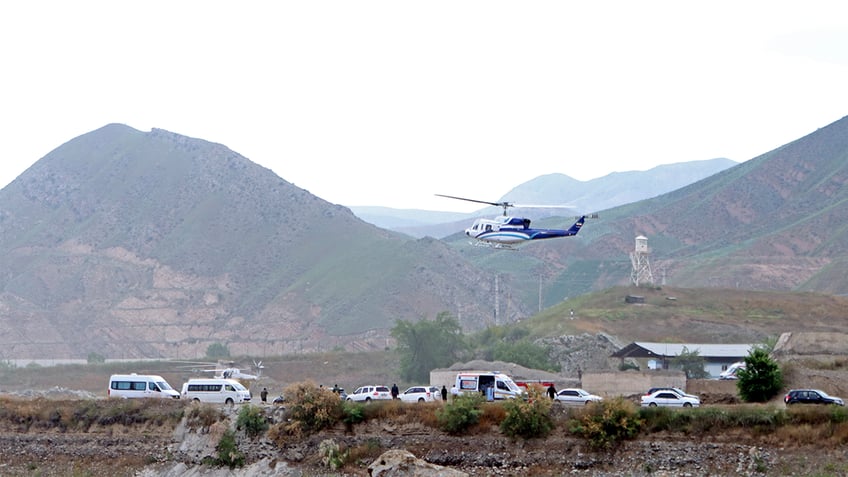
[639,405,785,435]
[185,404,225,429]
[500,386,554,438]
[569,397,642,450]
[618,361,640,371]
[319,439,347,470]
[737,348,783,403]
[215,429,244,468]
[787,405,848,425]
[342,401,366,429]
[671,346,710,379]
[436,393,485,435]
[345,437,385,465]
[236,405,268,438]
[282,381,343,437]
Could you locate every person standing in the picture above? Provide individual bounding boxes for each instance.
[260,387,268,403]
[547,383,556,400]
[391,383,399,400]
[441,385,448,401]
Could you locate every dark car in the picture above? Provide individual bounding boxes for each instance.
[784,389,844,406]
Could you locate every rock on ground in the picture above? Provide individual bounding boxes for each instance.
[368,449,468,477]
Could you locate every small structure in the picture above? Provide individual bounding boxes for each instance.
[612,342,754,378]
[629,235,654,286]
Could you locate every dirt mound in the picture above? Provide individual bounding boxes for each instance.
[444,360,563,382]
[774,332,848,357]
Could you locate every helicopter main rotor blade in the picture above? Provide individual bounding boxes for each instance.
[511,204,576,209]
[435,194,513,208]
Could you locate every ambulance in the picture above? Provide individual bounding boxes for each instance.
[453,371,523,400]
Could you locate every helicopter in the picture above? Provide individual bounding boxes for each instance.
[181,359,265,381]
[436,194,597,249]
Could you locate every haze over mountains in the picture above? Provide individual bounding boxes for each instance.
[1,115,847,360]
[351,158,736,238]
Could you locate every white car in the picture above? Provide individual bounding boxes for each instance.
[641,389,700,408]
[554,388,603,405]
[346,385,392,403]
[399,386,440,403]
[645,387,699,400]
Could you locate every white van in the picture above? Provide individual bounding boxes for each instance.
[180,378,251,404]
[108,374,180,399]
[719,361,746,380]
[454,371,523,400]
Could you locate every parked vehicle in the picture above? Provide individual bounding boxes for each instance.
[454,372,523,400]
[641,389,700,408]
[554,388,603,405]
[180,378,251,404]
[346,385,392,402]
[108,374,180,399]
[645,387,699,400]
[719,361,746,380]
[399,386,440,403]
[784,389,844,406]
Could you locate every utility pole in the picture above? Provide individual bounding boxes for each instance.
[538,274,543,313]
[494,274,499,326]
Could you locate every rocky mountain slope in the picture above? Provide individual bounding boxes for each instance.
[0,125,523,359]
[3,114,848,361]
[448,115,848,305]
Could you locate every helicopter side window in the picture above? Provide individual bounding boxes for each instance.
[485,225,492,231]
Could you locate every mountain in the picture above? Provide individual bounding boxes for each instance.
[350,158,736,237]
[448,115,848,307]
[4,115,846,361]
[500,158,739,213]
[0,125,527,359]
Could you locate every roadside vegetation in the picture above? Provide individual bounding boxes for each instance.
[1,389,847,473]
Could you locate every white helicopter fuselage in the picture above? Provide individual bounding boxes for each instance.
[465,216,534,245]
[213,368,258,380]
[464,215,587,247]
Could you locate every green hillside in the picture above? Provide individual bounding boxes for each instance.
[518,286,848,345]
[448,115,848,308]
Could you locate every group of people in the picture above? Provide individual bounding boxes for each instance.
[254,382,473,403]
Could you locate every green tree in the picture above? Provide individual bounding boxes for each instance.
[391,312,465,382]
[206,342,231,360]
[671,346,710,379]
[737,348,783,403]
[471,325,559,372]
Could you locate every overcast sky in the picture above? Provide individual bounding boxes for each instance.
[2,2,847,212]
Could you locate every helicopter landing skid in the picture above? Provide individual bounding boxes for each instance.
[469,241,518,251]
